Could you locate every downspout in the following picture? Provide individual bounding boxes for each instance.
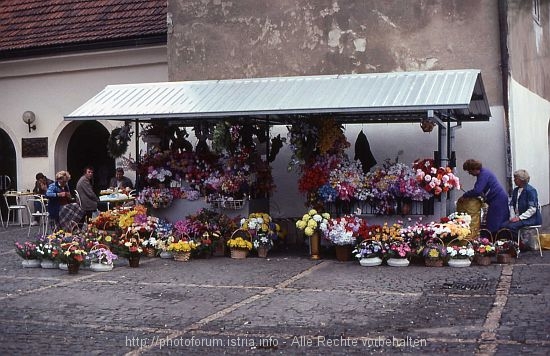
[498,0,513,194]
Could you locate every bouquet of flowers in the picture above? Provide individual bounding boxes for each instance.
[35,236,61,261]
[252,232,274,250]
[494,239,519,256]
[137,188,174,209]
[167,240,199,253]
[472,237,496,257]
[226,237,253,251]
[385,238,412,259]
[324,215,365,246]
[295,209,330,237]
[58,241,87,265]
[240,213,281,243]
[413,158,461,196]
[87,246,118,265]
[446,242,475,260]
[14,241,40,260]
[353,239,385,259]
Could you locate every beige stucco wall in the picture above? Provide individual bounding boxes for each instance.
[0,45,168,191]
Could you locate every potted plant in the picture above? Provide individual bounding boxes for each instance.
[446,239,475,267]
[14,241,41,268]
[353,239,384,267]
[88,244,118,272]
[471,237,496,265]
[167,239,198,262]
[58,241,87,274]
[384,238,412,267]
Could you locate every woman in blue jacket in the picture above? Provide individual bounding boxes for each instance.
[45,171,72,225]
[462,159,509,234]
[503,169,542,233]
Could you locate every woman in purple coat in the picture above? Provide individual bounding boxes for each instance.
[462,159,509,234]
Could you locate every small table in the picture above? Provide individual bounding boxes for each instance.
[99,193,134,210]
[3,191,34,227]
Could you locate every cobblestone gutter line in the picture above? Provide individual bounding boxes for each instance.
[475,264,513,355]
[125,261,327,356]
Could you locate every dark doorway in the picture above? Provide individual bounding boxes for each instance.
[67,121,114,193]
[0,129,17,220]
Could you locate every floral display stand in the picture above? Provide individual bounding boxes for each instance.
[387,258,410,267]
[21,259,41,268]
[359,257,383,267]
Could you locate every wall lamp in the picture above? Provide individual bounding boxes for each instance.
[22,111,36,132]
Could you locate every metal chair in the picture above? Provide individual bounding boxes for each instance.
[73,190,82,207]
[3,191,30,228]
[26,195,49,236]
[517,225,543,257]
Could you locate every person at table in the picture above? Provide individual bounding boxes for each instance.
[461,159,509,234]
[45,171,72,226]
[108,168,134,190]
[76,166,100,222]
[31,173,53,226]
[503,169,542,236]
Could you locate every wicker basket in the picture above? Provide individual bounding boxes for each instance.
[230,248,248,259]
[173,252,191,262]
[424,258,444,267]
[474,255,492,266]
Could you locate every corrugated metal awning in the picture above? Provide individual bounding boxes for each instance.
[64,69,491,123]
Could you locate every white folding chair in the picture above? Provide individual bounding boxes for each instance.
[26,195,49,236]
[74,190,82,207]
[3,191,30,228]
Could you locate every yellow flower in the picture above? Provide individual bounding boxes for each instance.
[304,226,314,236]
[296,220,307,229]
[307,219,318,228]
[308,209,318,216]
[428,249,439,258]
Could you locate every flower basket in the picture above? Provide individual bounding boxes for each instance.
[173,251,191,262]
[143,247,157,257]
[89,244,116,272]
[230,248,248,259]
[359,256,383,267]
[423,237,446,267]
[446,238,474,267]
[497,253,512,264]
[474,255,492,266]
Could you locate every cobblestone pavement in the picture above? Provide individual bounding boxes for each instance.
[0,226,549,355]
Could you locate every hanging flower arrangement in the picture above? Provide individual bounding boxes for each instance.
[413,158,461,196]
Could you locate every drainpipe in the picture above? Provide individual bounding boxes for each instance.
[498,0,513,194]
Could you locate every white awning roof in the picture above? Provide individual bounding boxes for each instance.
[64,69,491,123]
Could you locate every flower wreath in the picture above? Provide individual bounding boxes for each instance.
[108,123,133,158]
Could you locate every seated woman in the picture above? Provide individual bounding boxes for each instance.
[45,171,72,227]
[503,169,542,234]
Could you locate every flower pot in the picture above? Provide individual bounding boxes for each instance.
[359,256,383,267]
[21,259,41,268]
[40,260,59,269]
[424,258,444,267]
[387,258,410,267]
[335,245,353,262]
[474,255,492,266]
[256,247,269,258]
[230,248,248,259]
[59,263,68,270]
[90,262,114,272]
[67,263,80,274]
[448,258,471,268]
[159,251,173,259]
[128,254,140,268]
[309,231,321,260]
[497,253,512,264]
[173,252,191,262]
